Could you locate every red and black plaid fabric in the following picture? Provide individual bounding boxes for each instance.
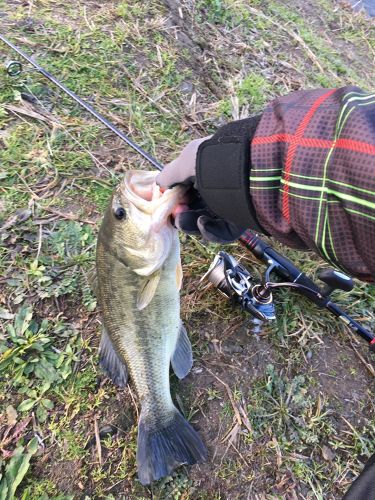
[250,86,375,281]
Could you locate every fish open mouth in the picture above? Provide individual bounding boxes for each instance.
[120,171,187,276]
[124,171,187,232]
[127,171,161,202]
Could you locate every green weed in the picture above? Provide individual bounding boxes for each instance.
[0,306,80,422]
[0,437,38,499]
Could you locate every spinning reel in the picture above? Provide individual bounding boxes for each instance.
[202,252,276,322]
[203,231,375,352]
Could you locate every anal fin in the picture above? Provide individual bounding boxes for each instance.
[171,323,193,380]
[99,327,129,387]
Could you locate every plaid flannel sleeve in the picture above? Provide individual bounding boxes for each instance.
[251,86,375,281]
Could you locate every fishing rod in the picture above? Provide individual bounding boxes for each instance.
[2,34,375,351]
[0,34,164,171]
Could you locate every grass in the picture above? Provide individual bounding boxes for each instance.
[0,0,374,497]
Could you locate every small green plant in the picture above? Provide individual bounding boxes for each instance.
[0,306,80,422]
[238,73,270,109]
[0,437,38,500]
[21,479,74,500]
[0,306,78,385]
[197,0,232,24]
[247,365,333,444]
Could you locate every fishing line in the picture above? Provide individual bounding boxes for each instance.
[22,82,120,182]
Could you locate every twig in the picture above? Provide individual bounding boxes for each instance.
[212,417,225,462]
[36,224,43,260]
[61,174,113,188]
[83,5,95,31]
[5,103,59,125]
[27,0,34,15]
[246,6,327,74]
[221,421,241,445]
[348,333,375,377]
[120,66,173,115]
[94,417,103,466]
[205,367,242,426]
[35,204,96,225]
[16,173,41,200]
[238,404,253,434]
[229,439,251,467]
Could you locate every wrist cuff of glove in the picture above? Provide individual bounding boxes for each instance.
[196,117,265,234]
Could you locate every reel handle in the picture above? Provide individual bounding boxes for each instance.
[241,233,325,305]
[318,269,354,296]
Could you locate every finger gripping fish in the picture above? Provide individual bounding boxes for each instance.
[96,170,207,484]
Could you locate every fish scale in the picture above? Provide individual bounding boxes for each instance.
[96,249,178,420]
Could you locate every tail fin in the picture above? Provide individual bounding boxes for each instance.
[137,407,207,485]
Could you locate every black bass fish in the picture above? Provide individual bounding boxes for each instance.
[96,170,207,484]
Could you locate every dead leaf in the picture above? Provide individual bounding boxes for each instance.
[4,100,60,126]
[322,444,336,461]
[6,405,18,426]
[0,208,32,233]
[0,307,14,320]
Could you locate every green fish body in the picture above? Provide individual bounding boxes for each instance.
[96,171,206,484]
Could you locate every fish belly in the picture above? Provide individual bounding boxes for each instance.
[96,239,180,426]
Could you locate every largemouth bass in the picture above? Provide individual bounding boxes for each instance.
[96,170,207,484]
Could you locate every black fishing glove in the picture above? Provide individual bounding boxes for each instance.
[156,115,264,243]
[171,193,247,243]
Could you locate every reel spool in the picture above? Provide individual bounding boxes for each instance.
[202,251,276,322]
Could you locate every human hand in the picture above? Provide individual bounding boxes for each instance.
[156,136,246,243]
[156,137,209,189]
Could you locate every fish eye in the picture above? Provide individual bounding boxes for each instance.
[114,207,126,220]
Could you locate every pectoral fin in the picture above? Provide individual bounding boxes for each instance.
[137,271,161,310]
[176,260,183,291]
[171,323,193,379]
[99,327,129,387]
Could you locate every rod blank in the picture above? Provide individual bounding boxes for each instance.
[0,33,164,171]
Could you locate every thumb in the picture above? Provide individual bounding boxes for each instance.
[156,136,211,189]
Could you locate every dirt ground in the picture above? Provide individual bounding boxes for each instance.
[0,0,374,498]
